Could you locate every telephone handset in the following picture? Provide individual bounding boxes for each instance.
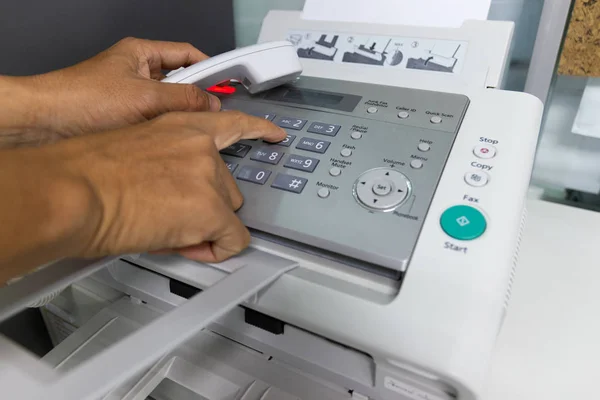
[161,40,303,94]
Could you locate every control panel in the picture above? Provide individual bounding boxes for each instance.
[217,76,470,278]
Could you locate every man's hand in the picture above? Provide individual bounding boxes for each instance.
[24,37,221,139]
[0,111,286,284]
[68,111,285,261]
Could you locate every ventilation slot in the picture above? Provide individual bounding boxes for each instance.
[505,207,527,309]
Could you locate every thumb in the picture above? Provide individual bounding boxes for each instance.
[154,82,222,113]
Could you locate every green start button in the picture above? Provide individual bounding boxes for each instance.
[440,205,487,240]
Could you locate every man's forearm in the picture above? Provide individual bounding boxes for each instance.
[0,75,58,148]
[0,146,97,285]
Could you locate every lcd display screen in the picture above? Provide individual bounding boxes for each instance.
[279,88,343,107]
[264,87,361,112]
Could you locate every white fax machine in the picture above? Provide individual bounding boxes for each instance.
[0,11,543,400]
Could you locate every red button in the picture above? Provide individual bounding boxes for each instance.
[473,144,496,159]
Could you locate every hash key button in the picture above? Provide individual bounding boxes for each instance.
[220,143,251,158]
[237,166,271,185]
[274,116,307,130]
[271,173,308,194]
[284,154,319,172]
[296,137,330,154]
[307,122,341,136]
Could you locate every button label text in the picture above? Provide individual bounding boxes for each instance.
[444,242,468,254]
[479,137,498,145]
[471,161,493,171]
[463,194,480,203]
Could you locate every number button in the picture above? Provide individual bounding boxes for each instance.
[220,143,251,158]
[284,154,319,173]
[237,166,271,185]
[250,148,284,165]
[275,116,307,130]
[271,134,296,147]
[296,137,330,154]
[224,162,238,173]
[307,122,341,137]
[271,173,308,194]
[251,111,275,121]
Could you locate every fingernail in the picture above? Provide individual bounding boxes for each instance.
[208,93,221,112]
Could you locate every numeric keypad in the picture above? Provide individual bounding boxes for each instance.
[222,111,346,192]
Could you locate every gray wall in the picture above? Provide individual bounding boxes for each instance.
[0,0,235,76]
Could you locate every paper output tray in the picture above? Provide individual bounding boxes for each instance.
[0,252,298,400]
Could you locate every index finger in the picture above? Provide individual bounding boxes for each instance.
[132,39,210,73]
[191,111,287,149]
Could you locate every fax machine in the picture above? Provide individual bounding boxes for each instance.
[0,11,543,400]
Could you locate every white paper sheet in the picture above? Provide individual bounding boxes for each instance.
[572,78,600,139]
[302,0,492,28]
